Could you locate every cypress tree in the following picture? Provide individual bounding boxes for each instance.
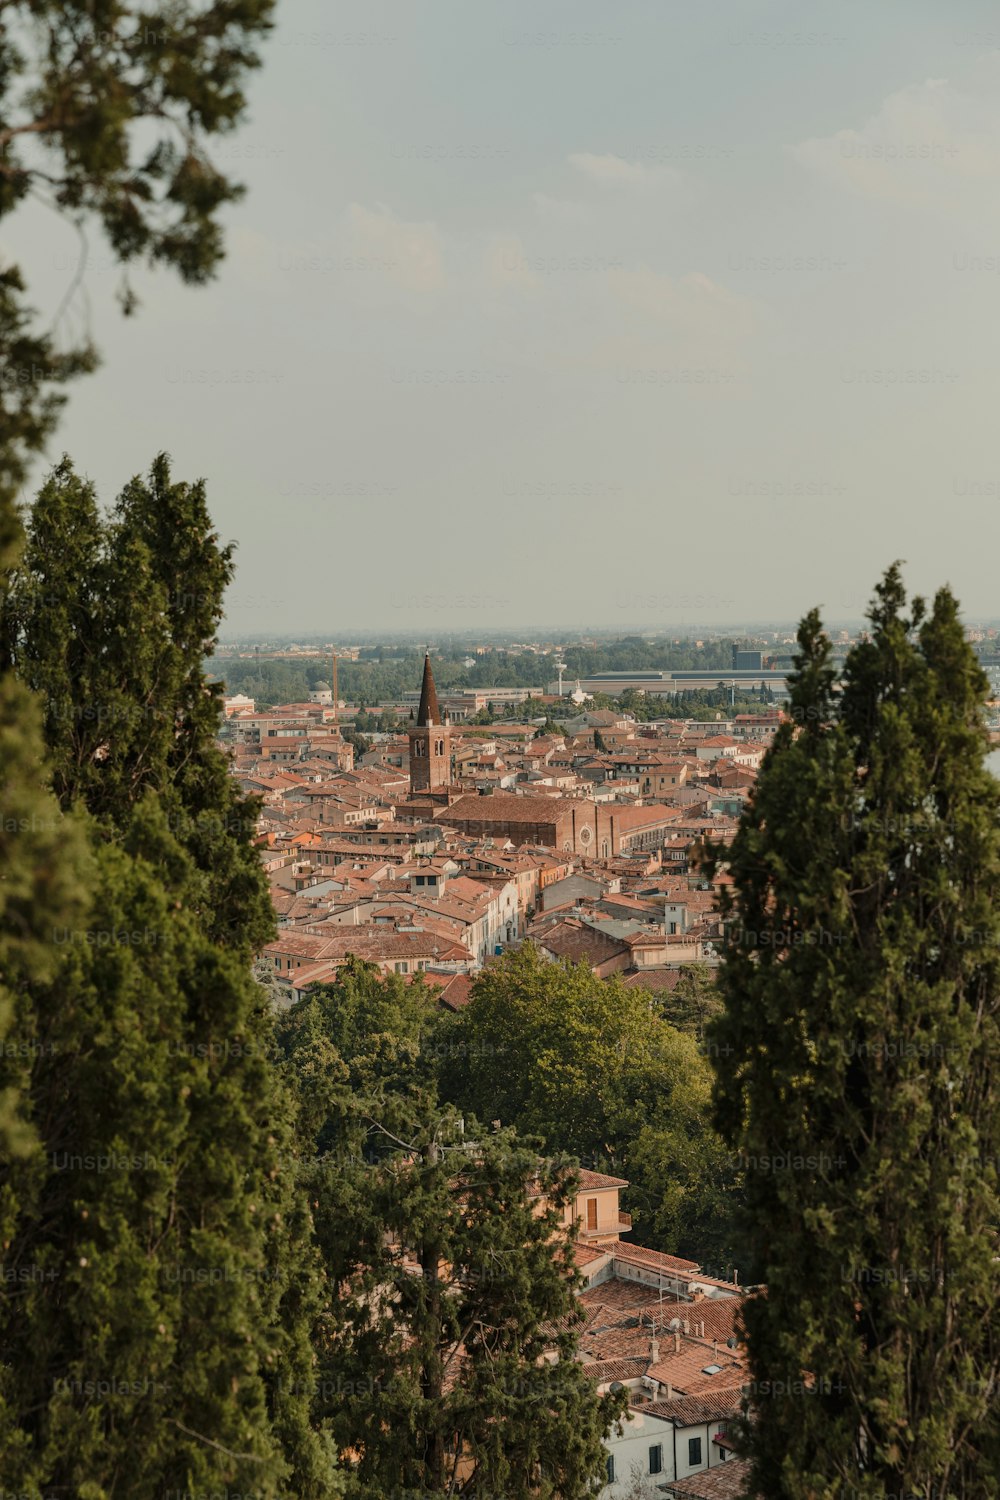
[0,482,86,1153]
[704,565,1000,1497]
[0,458,337,1494]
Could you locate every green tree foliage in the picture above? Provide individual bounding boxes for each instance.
[275,961,623,1497]
[0,370,86,1160]
[625,1111,743,1277]
[561,636,736,677]
[4,453,273,949]
[703,565,1000,1497]
[658,963,724,1043]
[0,0,275,506]
[0,580,84,1160]
[435,945,742,1266]
[341,725,371,760]
[0,458,335,1495]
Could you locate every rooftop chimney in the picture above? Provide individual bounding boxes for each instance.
[649,1339,659,1363]
[673,1331,681,1354]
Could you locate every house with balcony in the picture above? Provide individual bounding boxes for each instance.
[563,1169,634,1242]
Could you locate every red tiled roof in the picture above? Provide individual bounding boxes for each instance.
[646,1338,745,1396]
[444,792,570,825]
[611,1244,701,1275]
[573,1244,611,1268]
[576,1169,629,1191]
[535,920,628,967]
[664,1456,755,1498]
[622,969,683,993]
[645,1390,743,1426]
[581,1357,650,1385]
[433,973,473,1010]
[578,1277,681,1314]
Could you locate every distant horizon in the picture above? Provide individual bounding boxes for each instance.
[215,616,1000,646]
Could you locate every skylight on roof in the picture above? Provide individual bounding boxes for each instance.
[701,1364,723,1376]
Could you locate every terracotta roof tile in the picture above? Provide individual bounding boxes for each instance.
[644,1389,744,1426]
[664,1456,755,1497]
[581,1357,649,1385]
[576,1169,629,1191]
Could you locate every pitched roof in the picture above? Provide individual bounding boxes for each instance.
[443,792,572,825]
[576,1168,629,1191]
[535,920,628,968]
[581,1357,651,1385]
[433,972,473,1010]
[610,1243,701,1275]
[645,1342,744,1396]
[417,654,442,727]
[663,1456,754,1497]
[645,1390,744,1426]
[622,969,683,993]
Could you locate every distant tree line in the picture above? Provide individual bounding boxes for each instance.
[210,650,776,716]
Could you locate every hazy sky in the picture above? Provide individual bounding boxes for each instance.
[6,0,1000,635]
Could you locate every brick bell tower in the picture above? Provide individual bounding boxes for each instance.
[408,653,451,792]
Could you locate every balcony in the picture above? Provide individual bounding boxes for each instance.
[618,1211,632,1230]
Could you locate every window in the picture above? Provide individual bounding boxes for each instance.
[586,1198,598,1230]
[649,1444,663,1475]
[605,1455,615,1483]
[688,1436,702,1467]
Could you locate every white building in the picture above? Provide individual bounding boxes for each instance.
[222,691,255,715]
[601,1393,739,1497]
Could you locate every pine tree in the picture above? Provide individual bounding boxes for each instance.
[657,962,724,1043]
[703,565,1000,1497]
[276,961,624,1497]
[328,1119,622,1500]
[0,458,337,1495]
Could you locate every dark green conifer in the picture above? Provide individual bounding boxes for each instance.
[704,566,1000,1497]
[0,459,336,1495]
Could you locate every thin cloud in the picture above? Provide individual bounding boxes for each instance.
[569,152,649,186]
